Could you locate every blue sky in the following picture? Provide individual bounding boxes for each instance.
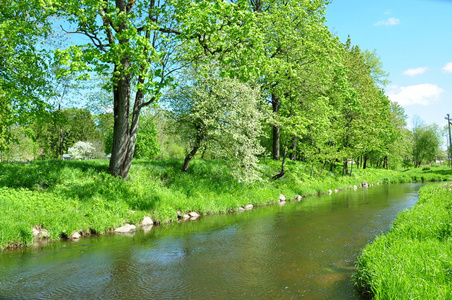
[325,0,452,128]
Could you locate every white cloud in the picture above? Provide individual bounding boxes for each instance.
[442,62,452,73]
[387,84,444,106]
[403,67,428,76]
[374,17,400,26]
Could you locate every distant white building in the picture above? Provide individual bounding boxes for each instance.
[62,154,71,160]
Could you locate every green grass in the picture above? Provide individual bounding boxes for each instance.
[354,183,452,299]
[0,159,451,250]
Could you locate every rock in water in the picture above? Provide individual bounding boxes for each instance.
[69,231,81,240]
[293,195,302,201]
[245,204,253,210]
[188,212,200,218]
[279,194,286,202]
[114,224,137,233]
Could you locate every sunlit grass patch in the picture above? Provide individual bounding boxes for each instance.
[354,183,452,299]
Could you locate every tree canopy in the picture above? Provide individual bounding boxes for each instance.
[0,0,443,178]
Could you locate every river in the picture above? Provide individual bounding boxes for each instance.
[0,183,422,299]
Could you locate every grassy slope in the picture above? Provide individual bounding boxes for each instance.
[354,183,452,299]
[0,159,451,250]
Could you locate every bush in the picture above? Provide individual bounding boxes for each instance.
[68,141,95,159]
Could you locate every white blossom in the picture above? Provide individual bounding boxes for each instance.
[68,141,95,160]
[165,71,268,182]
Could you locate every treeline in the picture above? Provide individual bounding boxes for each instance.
[0,0,444,181]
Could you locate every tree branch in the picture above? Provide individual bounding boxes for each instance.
[126,0,136,12]
[60,25,108,52]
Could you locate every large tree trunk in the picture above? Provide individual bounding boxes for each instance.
[272,93,280,160]
[109,62,132,179]
[363,155,368,169]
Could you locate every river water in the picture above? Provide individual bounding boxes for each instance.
[0,183,422,299]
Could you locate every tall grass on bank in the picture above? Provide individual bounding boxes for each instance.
[1,159,451,250]
[354,183,452,299]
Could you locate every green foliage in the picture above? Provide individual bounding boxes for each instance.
[134,114,160,159]
[2,0,416,179]
[0,0,52,150]
[32,108,102,159]
[412,123,442,167]
[0,125,39,161]
[50,0,267,178]
[354,183,452,299]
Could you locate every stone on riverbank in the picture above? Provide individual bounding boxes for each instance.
[361,181,369,188]
[293,195,302,201]
[188,212,200,218]
[114,224,137,234]
[32,226,49,239]
[238,207,245,212]
[142,216,154,226]
[245,204,253,210]
[328,189,333,195]
[69,231,81,240]
[279,194,286,202]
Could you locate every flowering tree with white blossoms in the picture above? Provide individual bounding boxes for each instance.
[68,141,95,160]
[165,69,267,183]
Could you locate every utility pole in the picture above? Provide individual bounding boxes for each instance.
[445,114,452,168]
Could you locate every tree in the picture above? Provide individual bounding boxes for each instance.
[412,123,441,167]
[53,0,263,179]
[249,0,335,160]
[0,125,39,161]
[363,49,390,87]
[165,70,266,182]
[324,40,395,174]
[32,108,101,158]
[0,0,52,150]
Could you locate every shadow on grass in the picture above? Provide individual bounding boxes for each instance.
[423,169,452,176]
[0,159,109,189]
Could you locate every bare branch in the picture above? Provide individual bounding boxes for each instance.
[60,25,108,52]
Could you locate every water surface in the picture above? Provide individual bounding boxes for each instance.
[0,183,422,299]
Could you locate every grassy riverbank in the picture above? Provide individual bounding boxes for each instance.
[354,183,452,299]
[1,159,451,250]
